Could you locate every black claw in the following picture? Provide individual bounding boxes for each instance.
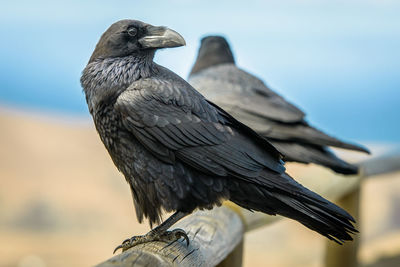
[171,228,190,246]
[113,244,124,254]
[182,234,190,246]
[113,237,135,254]
[113,229,189,254]
[122,238,130,243]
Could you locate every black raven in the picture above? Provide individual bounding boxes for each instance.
[81,20,356,253]
[189,36,370,175]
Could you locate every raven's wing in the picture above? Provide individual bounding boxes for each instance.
[189,64,305,124]
[189,64,369,153]
[115,69,357,243]
[115,69,285,181]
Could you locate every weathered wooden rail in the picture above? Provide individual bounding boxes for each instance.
[96,150,400,267]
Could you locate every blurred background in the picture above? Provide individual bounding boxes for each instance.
[0,0,399,266]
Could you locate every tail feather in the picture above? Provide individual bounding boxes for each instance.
[276,194,356,243]
[230,171,357,243]
[264,122,370,154]
[270,140,359,175]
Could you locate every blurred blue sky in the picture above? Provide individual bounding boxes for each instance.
[0,0,399,142]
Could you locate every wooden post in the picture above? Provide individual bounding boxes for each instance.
[324,187,360,267]
[323,151,400,267]
[95,206,244,267]
[216,240,243,267]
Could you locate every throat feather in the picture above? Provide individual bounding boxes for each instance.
[81,55,155,113]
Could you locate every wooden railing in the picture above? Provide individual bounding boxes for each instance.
[95,151,400,267]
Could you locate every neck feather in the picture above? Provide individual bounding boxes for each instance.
[190,47,235,75]
[81,54,155,113]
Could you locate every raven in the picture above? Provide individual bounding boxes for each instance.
[81,20,356,253]
[189,36,370,175]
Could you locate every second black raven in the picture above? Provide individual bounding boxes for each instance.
[81,20,356,253]
[189,36,370,175]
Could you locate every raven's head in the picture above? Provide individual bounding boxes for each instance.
[190,35,235,75]
[88,19,185,63]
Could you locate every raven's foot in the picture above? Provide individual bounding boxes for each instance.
[113,228,189,253]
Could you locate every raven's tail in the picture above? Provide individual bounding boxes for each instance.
[263,123,370,154]
[229,171,357,243]
[270,141,359,175]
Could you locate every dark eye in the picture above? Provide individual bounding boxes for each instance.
[127,27,137,37]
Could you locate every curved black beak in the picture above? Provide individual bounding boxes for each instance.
[139,26,186,49]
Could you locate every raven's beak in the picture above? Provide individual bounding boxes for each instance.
[139,26,186,49]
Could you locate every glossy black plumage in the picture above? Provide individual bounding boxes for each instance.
[81,20,356,244]
[189,36,369,175]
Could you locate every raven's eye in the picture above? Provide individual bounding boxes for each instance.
[127,27,137,37]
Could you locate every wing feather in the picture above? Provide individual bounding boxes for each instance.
[115,73,285,181]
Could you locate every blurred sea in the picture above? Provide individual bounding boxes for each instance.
[1,0,399,142]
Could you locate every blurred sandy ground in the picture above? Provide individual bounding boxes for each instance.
[0,109,399,267]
